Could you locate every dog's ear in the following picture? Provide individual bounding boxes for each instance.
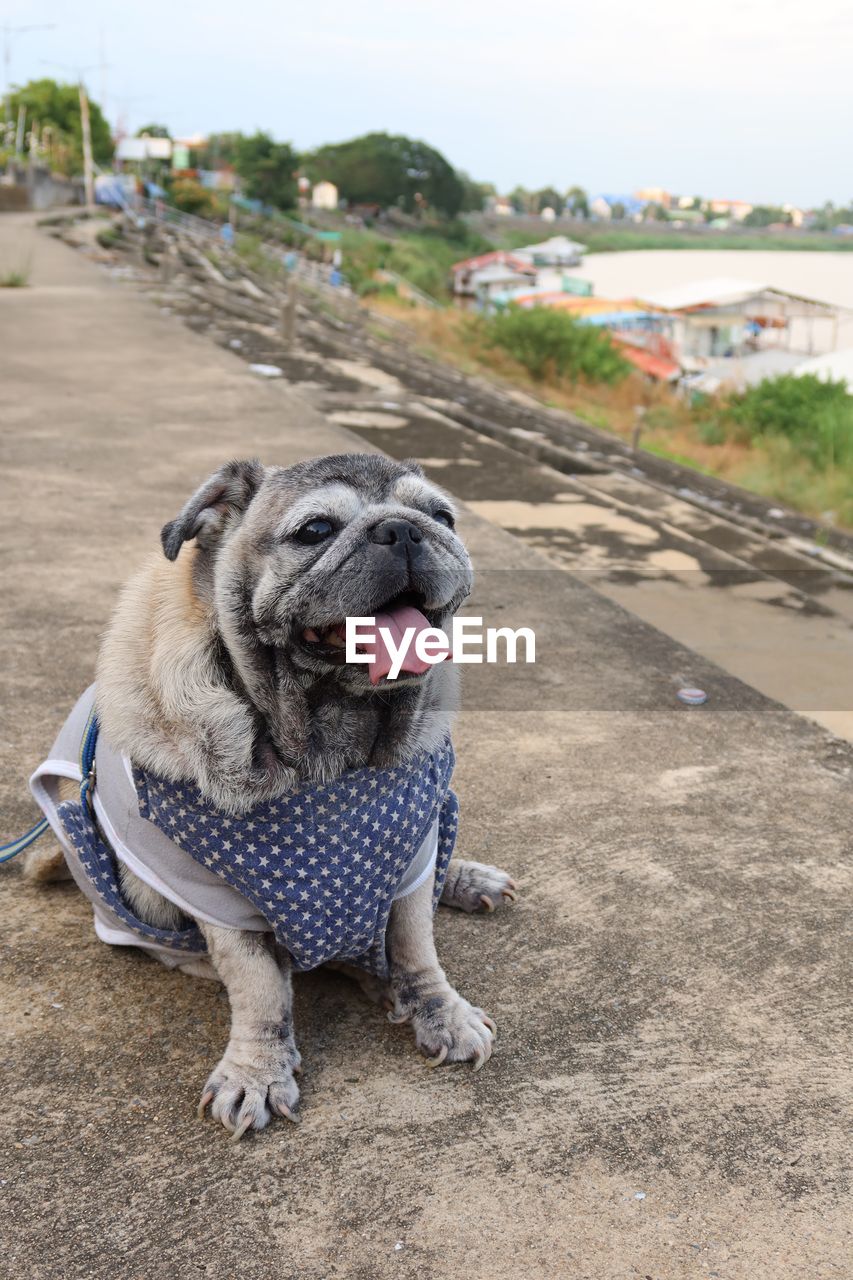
[161,459,265,561]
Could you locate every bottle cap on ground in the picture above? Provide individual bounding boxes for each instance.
[677,687,708,706]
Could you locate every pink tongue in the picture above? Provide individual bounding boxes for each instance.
[358,605,448,685]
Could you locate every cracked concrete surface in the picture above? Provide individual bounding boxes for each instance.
[1,214,851,1279]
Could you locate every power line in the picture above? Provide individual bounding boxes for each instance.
[2,21,57,123]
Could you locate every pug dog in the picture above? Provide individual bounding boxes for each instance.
[25,453,516,1139]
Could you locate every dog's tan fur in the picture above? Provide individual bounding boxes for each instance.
[96,549,258,789]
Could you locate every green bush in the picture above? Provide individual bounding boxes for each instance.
[723,374,853,468]
[169,178,219,219]
[481,306,630,384]
[695,414,727,445]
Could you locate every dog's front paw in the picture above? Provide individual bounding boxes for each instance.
[198,1039,302,1140]
[441,858,518,914]
[389,975,496,1069]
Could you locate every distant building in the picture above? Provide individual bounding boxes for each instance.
[783,204,806,228]
[637,277,841,371]
[311,180,338,210]
[589,193,646,221]
[793,348,853,391]
[172,134,206,150]
[198,167,236,191]
[116,136,172,162]
[485,195,513,216]
[450,250,535,297]
[708,198,753,221]
[513,235,586,268]
[470,261,537,304]
[636,187,672,209]
[541,206,556,223]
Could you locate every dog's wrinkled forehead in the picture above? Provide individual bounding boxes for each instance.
[262,453,454,532]
[160,453,460,566]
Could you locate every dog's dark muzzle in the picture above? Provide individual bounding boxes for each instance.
[368,518,424,559]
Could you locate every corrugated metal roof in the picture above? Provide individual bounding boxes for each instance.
[613,342,680,381]
[450,251,533,275]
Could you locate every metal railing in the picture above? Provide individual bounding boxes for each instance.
[135,195,225,244]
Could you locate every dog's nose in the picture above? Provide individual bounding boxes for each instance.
[369,519,423,552]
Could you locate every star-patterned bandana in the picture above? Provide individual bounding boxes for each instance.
[58,739,458,978]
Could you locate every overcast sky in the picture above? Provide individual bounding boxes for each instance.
[5,0,851,206]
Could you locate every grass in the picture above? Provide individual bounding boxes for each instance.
[0,256,31,287]
[96,226,121,250]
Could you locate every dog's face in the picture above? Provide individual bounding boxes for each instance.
[162,453,473,696]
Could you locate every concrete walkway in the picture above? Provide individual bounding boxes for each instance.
[1,214,850,1279]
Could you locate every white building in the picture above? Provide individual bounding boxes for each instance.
[793,348,853,391]
[311,180,339,211]
[116,136,173,162]
[513,235,586,268]
[638,277,842,373]
[470,262,536,303]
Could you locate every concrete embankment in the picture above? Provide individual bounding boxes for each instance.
[1,214,850,1280]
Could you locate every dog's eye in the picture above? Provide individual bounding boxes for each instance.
[294,518,335,545]
[432,509,455,529]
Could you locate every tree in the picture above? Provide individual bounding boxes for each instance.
[743,205,792,227]
[536,186,563,214]
[194,132,242,169]
[565,185,589,219]
[7,78,112,174]
[644,201,668,222]
[458,173,494,213]
[610,200,626,221]
[135,123,171,139]
[234,132,298,209]
[508,185,535,214]
[305,132,465,216]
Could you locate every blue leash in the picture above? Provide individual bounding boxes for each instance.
[0,818,50,863]
[0,709,99,864]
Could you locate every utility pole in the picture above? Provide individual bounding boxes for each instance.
[15,102,25,156]
[281,281,297,346]
[78,80,94,209]
[42,60,99,206]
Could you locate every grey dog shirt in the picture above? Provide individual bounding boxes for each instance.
[30,687,451,975]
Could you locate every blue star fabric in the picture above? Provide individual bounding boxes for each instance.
[58,740,459,978]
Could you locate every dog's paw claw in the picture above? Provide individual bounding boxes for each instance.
[409,992,496,1069]
[230,1114,255,1143]
[199,1046,301,1136]
[441,860,518,914]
